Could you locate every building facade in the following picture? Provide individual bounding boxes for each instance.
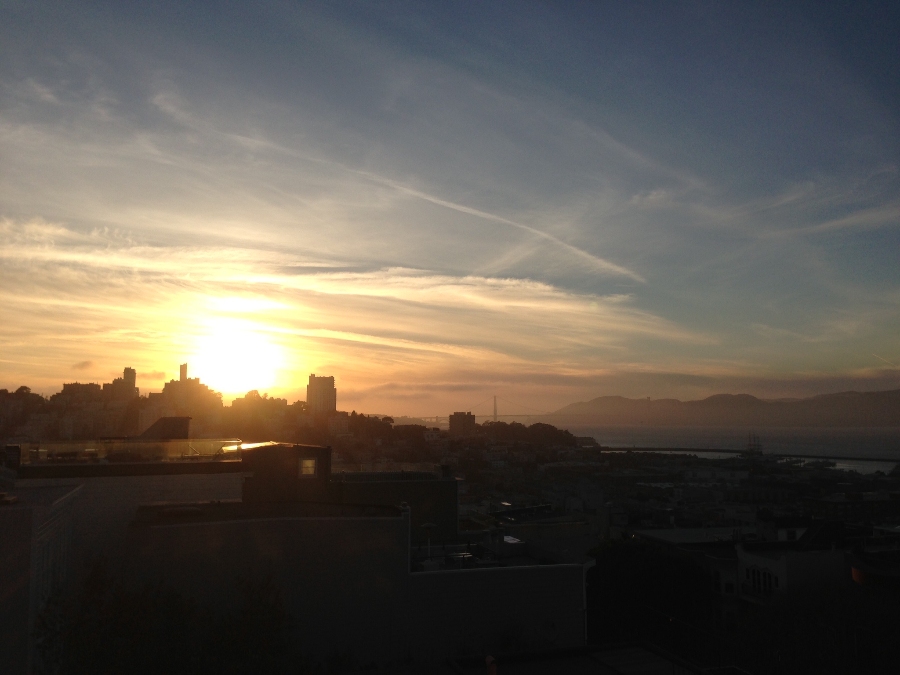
[449,412,477,438]
[306,374,337,416]
[125,445,587,665]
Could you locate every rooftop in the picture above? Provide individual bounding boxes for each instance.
[632,527,744,545]
[16,458,245,479]
[0,482,81,510]
[132,499,403,527]
[449,645,705,675]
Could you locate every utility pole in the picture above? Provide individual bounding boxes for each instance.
[493,395,497,422]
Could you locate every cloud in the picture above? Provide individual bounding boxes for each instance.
[0,218,711,402]
[71,360,93,370]
[354,171,646,282]
[3,215,897,407]
[2,3,899,410]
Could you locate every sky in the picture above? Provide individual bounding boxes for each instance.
[1,1,899,415]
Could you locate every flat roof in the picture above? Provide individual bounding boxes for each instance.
[633,527,743,545]
[336,470,439,482]
[0,483,81,511]
[451,646,701,674]
[132,500,402,527]
[16,459,246,479]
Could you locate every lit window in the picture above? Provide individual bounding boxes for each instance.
[299,458,316,477]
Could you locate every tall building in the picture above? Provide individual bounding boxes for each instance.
[449,412,477,438]
[306,374,337,416]
[102,367,139,401]
[139,363,223,435]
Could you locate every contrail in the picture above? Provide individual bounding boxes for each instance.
[355,171,646,283]
[275,148,645,282]
[872,353,898,368]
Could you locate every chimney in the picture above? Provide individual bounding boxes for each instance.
[180,363,187,382]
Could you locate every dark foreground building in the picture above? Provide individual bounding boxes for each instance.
[241,442,459,543]
[0,479,80,675]
[125,443,587,664]
[2,439,588,672]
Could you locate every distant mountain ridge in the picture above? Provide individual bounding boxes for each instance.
[551,389,900,427]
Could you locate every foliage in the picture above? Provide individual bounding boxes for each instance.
[347,411,393,440]
[479,421,577,447]
[0,385,48,438]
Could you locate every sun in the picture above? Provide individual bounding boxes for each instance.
[190,319,285,396]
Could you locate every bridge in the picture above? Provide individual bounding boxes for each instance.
[417,395,556,425]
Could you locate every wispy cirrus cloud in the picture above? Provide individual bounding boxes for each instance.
[0,217,710,405]
[2,2,899,411]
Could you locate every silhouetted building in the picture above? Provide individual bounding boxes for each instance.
[125,443,587,665]
[102,367,138,401]
[227,391,290,438]
[58,382,102,400]
[850,525,900,589]
[48,369,140,439]
[327,410,350,436]
[140,364,222,435]
[138,416,191,440]
[449,411,477,438]
[242,444,458,542]
[737,521,861,602]
[306,374,336,416]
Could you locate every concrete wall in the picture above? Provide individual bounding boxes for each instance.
[20,472,244,579]
[122,509,586,667]
[124,511,412,664]
[0,484,79,675]
[0,506,32,675]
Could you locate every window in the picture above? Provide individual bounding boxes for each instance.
[299,458,316,477]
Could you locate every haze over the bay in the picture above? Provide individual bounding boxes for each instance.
[2,1,899,414]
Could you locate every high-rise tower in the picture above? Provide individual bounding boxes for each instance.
[307,374,337,416]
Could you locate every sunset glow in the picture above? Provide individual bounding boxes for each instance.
[190,319,285,397]
[4,7,898,672]
[1,3,898,414]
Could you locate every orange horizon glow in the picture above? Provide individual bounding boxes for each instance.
[189,317,287,399]
[3,220,899,415]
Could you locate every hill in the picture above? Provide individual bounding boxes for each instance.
[550,390,900,427]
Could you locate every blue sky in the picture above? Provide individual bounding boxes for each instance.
[1,1,898,413]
